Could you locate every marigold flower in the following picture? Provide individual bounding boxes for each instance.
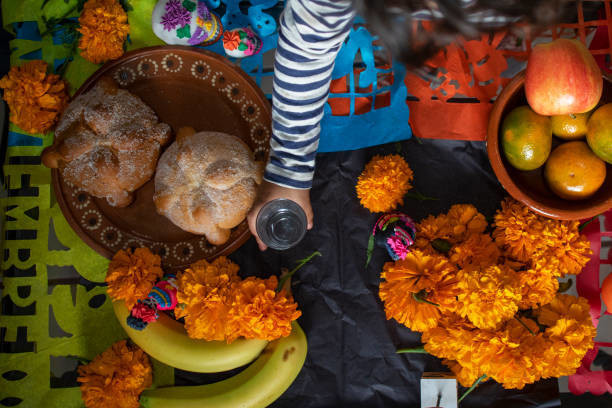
[226,276,301,342]
[494,199,591,275]
[379,250,459,331]
[175,257,239,341]
[78,0,129,64]
[493,198,544,262]
[447,204,488,241]
[449,233,500,268]
[456,265,521,330]
[416,204,487,253]
[535,294,596,377]
[415,214,453,252]
[176,257,301,342]
[356,154,413,213]
[106,248,164,309]
[538,220,591,277]
[0,60,69,134]
[443,359,486,387]
[517,264,558,310]
[78,340,152,408]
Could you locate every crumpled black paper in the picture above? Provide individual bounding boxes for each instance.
[176,138,560,408]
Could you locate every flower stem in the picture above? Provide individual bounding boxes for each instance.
[579,215,599,232]
[514,316,535,336]
[458,374,487,403]
[405,190,438,201]
[396,346,427,353]
[276,251,322,292]
[412,290,440,307]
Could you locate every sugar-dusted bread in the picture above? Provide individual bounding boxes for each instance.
[42,77,172,207]
[154,127,264,245]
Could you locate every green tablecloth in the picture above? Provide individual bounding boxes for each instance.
[1,1,172,407]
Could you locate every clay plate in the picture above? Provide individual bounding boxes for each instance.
[487,71,612,220]
[52,46,271,268]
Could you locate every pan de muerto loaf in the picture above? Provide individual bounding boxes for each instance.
[153,127,264,245]
[41,77,172,207]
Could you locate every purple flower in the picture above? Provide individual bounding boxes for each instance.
[161,0,191,32]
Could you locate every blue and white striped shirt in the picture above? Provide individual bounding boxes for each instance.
[264,0,355,189]
[264,0,518,189]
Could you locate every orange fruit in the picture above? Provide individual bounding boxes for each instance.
[551,112,590,139]
[501,106,552,171]
[603,273,612,311]
[586,103,612,164]
[544,141,606,200]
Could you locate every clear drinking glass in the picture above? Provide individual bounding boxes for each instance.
[255,198,307,250]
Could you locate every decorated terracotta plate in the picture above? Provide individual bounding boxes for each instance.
[52,46,271,268]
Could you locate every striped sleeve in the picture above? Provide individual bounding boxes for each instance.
[264,0,355,189]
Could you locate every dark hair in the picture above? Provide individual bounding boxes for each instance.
[353,0,573,66]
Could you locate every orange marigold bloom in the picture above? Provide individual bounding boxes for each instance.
[416,204,487,252]
[444,359,486,388]
[493,198,544,262]
[535,294,596,378]
[494,199,591,275]
[456,265,522,330]
[379,250,459,331]
[175,257,240,341]
[78,0,129,64]
[176,257,301,343]
[538,219,591,277]
[226,276,301,342]
[447,204,488,241]
[78,340,152,408]
[0,60,69,134]
[484,318,547,389]
[517,263,559,310]
[106,248,163,309]
[356,154,413,213]
[449,233,500,268]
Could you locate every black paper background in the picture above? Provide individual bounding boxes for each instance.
[176,138,560,408]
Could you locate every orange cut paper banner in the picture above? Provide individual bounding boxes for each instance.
[403,0,612,142]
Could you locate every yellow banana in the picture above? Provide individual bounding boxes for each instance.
[139,321,308,408]
[113,300,268,373]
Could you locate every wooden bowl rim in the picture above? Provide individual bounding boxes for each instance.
[486,70,612,220]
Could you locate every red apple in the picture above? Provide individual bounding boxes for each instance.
[525,38,602,116]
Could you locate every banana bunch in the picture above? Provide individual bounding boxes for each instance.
[113,300,268,373]
[139,321,308,408]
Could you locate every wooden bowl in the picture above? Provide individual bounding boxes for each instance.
[487,71,612,220]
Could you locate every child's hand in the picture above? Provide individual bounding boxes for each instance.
[247,181,313,251]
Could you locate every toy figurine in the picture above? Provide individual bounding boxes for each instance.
[222,27,263,58]
[152,0,222,46]
[126,275,178,330]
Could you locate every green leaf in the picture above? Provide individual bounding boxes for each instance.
[238,42,248,51]
[412,290,439,307]
[119,0,134,12]
[365,234,375,268]
[176,24,191,39]
[396,346,427,354]
[458,374,487,402]
[382,217,399,231]
[404,190,438,201]
[276,251,322,292]
[431,238,451,254]
[579,215,599,232]
[182,0,196,12]
[238,30,247,39]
